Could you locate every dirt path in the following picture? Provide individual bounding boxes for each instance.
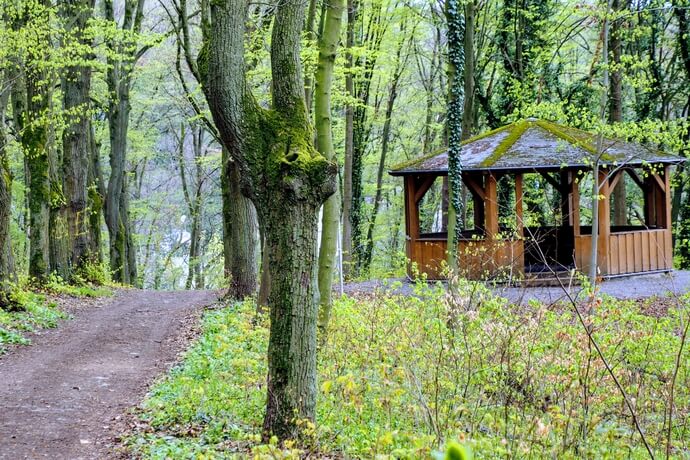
[0,289,218,460]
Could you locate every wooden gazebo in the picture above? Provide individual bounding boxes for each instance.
[390,118,685,281]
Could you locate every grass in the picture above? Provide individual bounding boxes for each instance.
[128,279,690,459]
[0,276,113,354]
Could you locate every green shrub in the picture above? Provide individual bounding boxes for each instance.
[129,281,690,458]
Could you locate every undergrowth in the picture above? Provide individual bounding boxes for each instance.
[128,279,690,459]
[0,275,113,354]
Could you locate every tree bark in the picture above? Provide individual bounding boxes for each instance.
[61,0,96,278]
[610,0,626,226]
[341,0,356,277]
[201,0,337,440]
[0,74,15,307]
[315,0,345,333]
[103,0,144,286]
[225,155,259,299]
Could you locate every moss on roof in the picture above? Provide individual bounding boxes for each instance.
[389,118,682,174]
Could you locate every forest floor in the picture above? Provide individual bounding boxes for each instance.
[0,288,218,460]
[343,270,690,304]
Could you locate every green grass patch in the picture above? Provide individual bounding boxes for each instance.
[128,281,690,459]
[0,290,68,354]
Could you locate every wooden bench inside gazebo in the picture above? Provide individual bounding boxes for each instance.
[390,118,685,282]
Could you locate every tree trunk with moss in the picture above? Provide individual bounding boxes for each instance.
[316,0,345,333]
[103,0,143,286]
[23,40,51,280]
[201,0,337,440]
[0,75,14,307]
[61,0,96,278]
[446,0,465,269]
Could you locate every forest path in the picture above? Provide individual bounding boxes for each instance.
[0,289,218,460]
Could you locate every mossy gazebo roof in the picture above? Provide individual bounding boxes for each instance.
[390,118,683,175]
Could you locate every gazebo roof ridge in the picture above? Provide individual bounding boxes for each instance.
[389,118,684,175]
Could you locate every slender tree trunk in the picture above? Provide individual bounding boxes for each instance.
[462,0,475,140]
[610,0,626,226]
[315,0,345,333]
[341,0,356,277]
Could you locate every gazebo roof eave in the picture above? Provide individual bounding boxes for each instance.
[388,158,685,177]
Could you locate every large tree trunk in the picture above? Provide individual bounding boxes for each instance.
[88,123,105,263]
[202,0,337,440]
[0,76,14,307]
[24,51,51,279]
[61,0,96,277]
[316,0,345,333]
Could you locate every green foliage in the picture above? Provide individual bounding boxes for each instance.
[128,282,690,458]
[42,273,112,297]
[0,289,67,354]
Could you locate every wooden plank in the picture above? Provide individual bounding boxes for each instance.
[665,230,673,270]
[657,231,666,269]
[414,175,437,204]
[598,169,611,274]
[572,172,581,236]
[515,173,524,236]
[641,232,650,271]
[664,166,672,230]
[626,234,634,273]
[610,235,619,275]
[649,231,658,270]
[618,234,627,274]
[634,232,643,272]
[463,174,486,201]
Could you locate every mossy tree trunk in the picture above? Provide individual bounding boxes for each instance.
[201,0,337,440]
[446,0,465,269]
[103,0,144,286]
[21,1,52,280]
[0,73,15,307]
[61,0,96,278]
[316,0,345,333]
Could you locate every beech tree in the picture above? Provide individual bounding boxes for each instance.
[200,0,337,439]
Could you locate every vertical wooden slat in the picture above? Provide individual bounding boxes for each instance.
[665,230,673,270]
[515,173,523,237]
[598,169,611,275]
[572,171,581,236]
[649,231,658,270]
[610,235,619,275]
[618,234,627,274]
[641,232,650,271]
[633,232,643,272]
[626,234,634,273]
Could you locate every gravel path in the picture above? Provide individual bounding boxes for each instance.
[343,271,690,304]
[0,289,218,460]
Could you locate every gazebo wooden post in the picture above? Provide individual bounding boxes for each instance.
[597,168,611,275]
[404,176,419,273]
[485,173,499,238]
[571,170,581,236]
[515,173,523,237]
